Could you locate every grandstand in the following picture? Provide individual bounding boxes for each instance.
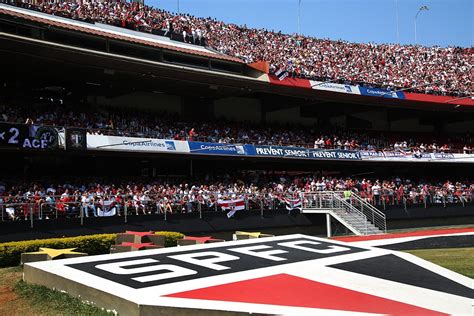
[0,0,473,242]
[0,1,473,315]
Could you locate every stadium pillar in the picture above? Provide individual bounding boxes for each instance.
[190,160,193,176]
[326,214,332,238]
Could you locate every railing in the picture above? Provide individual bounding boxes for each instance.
[303,191,386,233]
[0,193,286,227]
[0,120,470,154]
[334,194,369,235]
[349,193,387,233]
[303,192,370,234]
[0,190,470,230]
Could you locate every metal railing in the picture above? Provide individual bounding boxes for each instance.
[303,192,371,234]
[348,193,387,233]
[0,119,470,153]
[0,193,286,227]
[303,191,386,234]
[0,190,470,231]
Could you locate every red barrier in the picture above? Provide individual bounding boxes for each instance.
[404,92,474,107]
[248,61,269,74]
[268,75,312,89]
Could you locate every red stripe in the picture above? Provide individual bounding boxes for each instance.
[268,75,312,89]
[333,227,474,242]
[166,274,447,315]
[404,92,474,106]
[218,200,245,207]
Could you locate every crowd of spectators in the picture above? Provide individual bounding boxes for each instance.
[2,0,471,96]
[1,173,472,220]
[1,104,472,153]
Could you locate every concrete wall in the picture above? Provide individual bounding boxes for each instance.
[266,106,317,126]
[95,92,182,113]
[214,97,261,122]
[390,118,434,132]
[445,120,474,134]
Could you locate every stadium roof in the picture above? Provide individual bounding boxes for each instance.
[0,4,243,64]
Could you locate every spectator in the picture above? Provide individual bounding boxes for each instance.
[4,0,471,96]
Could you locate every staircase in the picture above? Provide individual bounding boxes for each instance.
[302,192,386,236]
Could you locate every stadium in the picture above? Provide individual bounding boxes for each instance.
[0,0,472,315]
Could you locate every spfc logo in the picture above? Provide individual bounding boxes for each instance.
[24,235,472,315]
[66,129,86,150]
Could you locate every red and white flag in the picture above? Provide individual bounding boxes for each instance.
[283,198,302,212]
[218,199,245,218]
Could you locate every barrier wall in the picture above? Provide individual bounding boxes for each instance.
[0,123,472,163]
[269,75,474,107]
[85,134,473,163]
[0,204,472,242]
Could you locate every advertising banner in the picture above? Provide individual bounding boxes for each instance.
[0,122,63,150]
[358,86,405,99]
[360,151,473,163]
[309,81,361,95]
[87,134,189,153]
[188,141,255,156]
[254,145,361,161]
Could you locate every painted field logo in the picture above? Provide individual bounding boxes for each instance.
[24,234,473,315]
[67,237,363,288]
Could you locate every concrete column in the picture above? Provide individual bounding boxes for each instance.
[326,213,332,238]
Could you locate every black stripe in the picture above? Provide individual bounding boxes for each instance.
[329,254,473,299]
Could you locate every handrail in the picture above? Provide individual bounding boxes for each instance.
[302,191,370,235]
[349,193,387,233]
[335,196,369,235]
[303,191,386,234]
[0,120,469,153]
[2,191,471,209]
[304,190,386,232]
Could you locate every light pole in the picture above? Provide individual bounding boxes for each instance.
[177,0,180,14]
[297,0,302,35]
[414,5,429,45]
[395,0,400,44]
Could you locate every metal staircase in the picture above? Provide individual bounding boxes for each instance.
[301,191,386,236]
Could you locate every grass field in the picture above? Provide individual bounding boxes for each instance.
[0,267,112,316]
[404,247,474,278]
[0,248,472,315]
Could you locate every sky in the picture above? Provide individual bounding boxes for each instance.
[148,0,473,47]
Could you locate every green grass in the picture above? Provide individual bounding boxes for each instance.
[0,247,471,315]
[0,267,113,316]
[14,282,114,316]
[405,247,474,278]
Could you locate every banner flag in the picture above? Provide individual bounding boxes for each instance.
[284,198,302,213]
[97,200,117,217]
[218,199,245,218]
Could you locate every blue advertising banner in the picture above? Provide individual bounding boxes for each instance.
[309,149,361,160]
[358,86,405,99]
[254,145,361,161]
[188,141,255,156]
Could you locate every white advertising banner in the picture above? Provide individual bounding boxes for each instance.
[309,80,361,95]
[360,151,474,163]
[87,134,190,153]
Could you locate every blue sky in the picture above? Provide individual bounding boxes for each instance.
[148,0,472,47]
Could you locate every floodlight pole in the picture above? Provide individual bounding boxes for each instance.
[414,6,429,45]
[297,0,301,35]
[395,0,400,44]
[177,0,180,14]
